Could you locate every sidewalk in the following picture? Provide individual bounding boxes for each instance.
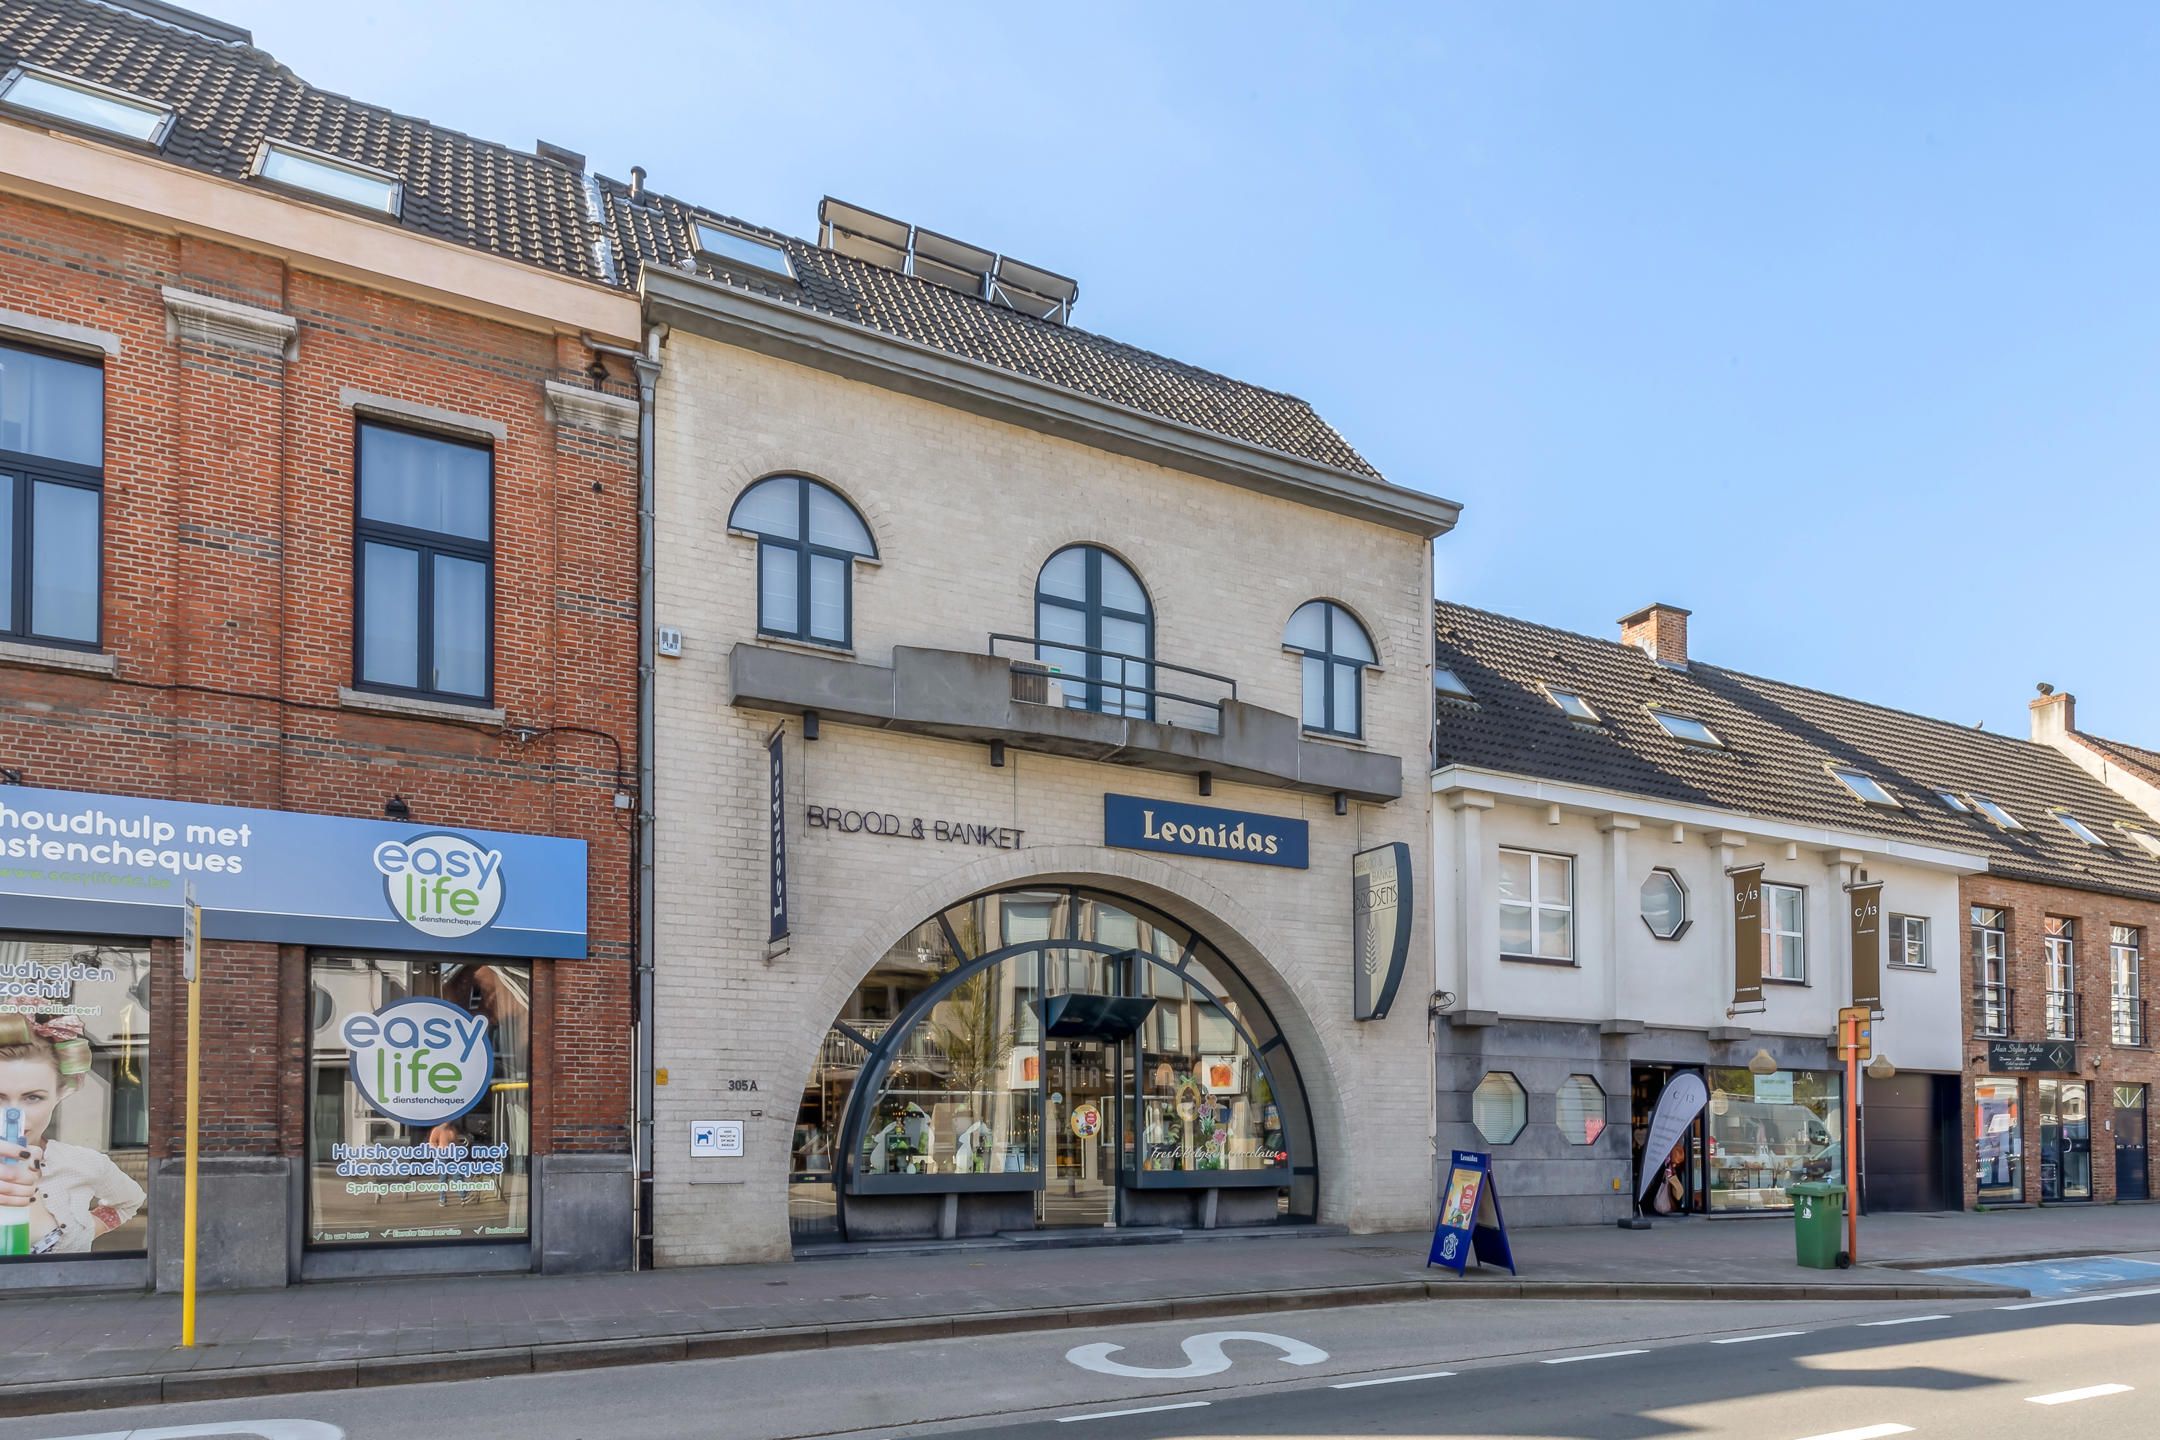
[1,1206,2152,1419]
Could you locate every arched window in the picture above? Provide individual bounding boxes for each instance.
[728,475,876,647]
[1283,600,1375,738]
[1035,545,1153,718]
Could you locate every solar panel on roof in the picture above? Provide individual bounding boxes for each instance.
[819,196,910,271]
[910,227,995,298]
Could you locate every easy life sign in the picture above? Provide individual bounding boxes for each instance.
[1102,794,1308,870]
[0,786,586,957]
[344,997,494,1126]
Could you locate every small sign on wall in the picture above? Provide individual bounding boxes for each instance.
[691,1120,744,1158]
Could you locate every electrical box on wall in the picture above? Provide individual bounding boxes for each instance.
[656,625,684,658]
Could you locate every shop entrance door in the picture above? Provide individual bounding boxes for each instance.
[2116,1085,2150,1201]
[1040,1038,1120,1227]
[1630,1065,1706,1215]
[2039,1079,2093,1201]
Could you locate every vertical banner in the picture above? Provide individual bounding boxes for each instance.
[767,727,789,944]
[1351,842,1412,1022]
[1847,880,1883,1013]
[1729,864,1765,1009]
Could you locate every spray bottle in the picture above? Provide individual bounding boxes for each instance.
[0,1107,28,1257]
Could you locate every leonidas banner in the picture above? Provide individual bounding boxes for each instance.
[1848,879,1884,1013]
[1728,864,1765,1009]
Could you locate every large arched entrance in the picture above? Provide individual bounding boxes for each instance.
[789,884,1317,1246]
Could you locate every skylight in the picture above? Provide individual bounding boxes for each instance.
[0,65,173,145]
[1547,688,1599,723]
[695,221,795,280]
[1650,709,1723,748]
[1969,795,2022,831]
[254,140,401,216]
[1936,791,1970,813]
[1830,767,1900,807]
[2054,810,2108,848]
[1435,667,1474,701]
[2124,826,2160,860]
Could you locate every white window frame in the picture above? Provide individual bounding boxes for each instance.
[1545,687,1599,723]
[2111,925,2143,1047]
[1888,913,1930,970]
[1435,666,1474,701]
[694,220,796,281]
[2045,916,2077,1040]
[1937,790,1970,813]
[252,138,402,216]
[1762,881,1807,982]
[1969,794,2023,831]
[1649,708,1724,747]
[2053,810,2109,848]
[0,63,175,147]
[1498,847,1575,964]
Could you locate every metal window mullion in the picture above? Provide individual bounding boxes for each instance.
[415,537,438,696]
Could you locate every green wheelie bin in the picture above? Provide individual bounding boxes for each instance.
[1788,1181,1848,1269]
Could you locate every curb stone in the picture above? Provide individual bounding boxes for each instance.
[0,1276,2029,1420]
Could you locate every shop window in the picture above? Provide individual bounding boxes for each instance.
[1639,869,1688,940]
[857,952,1042,1178]
[1762,882,1806,981]
[1974,1077,2021,1202]
[354,421,493,702]
[1705,1067,1840,1213]
[1137,966,1282,1176]
[0,938,150,1262]
[1556,1075,1606,1146]
[1283,599,1375,739]
[1471,1072,1526,1145]
[305,956,531,1248]
[1036,545,1153,719]
[0,340,105,647]
[1498,849,1573,963]
[728,474,876,649]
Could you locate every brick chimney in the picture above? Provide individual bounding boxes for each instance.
[1619,603,1691,669]
[2029,684,2075,742]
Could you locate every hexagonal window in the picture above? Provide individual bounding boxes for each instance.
[1556,1075,1606,1145]
[1471,1072,1527,1146]
[1640,868,1689,940]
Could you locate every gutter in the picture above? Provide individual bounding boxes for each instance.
[632,324,665,1268]
[638,266,1460,539]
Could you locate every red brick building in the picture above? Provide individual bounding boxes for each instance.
[0,0,642,1288]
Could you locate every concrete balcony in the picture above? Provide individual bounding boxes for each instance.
[729,641,1403,805]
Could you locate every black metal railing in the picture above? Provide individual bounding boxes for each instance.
[2113,995,2148,1048]
[991,633,1238,733]
[2044,988,2081,1042]
[1976,981,2013,1037]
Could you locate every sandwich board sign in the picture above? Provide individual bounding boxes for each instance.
[1428,1149,1517,1275]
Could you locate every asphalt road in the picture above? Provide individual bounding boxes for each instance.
[5,1267,2154,1440]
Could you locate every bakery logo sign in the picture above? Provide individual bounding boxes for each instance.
[344,997,495,1126]
[373,833,506,939]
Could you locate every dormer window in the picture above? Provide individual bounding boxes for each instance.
[2053,810,2108,848]
[1969,794,2022,831]
[1650,709,1723,748]
[254,139,402,216]
[0,65,174,146]
[1546,688,1599,723]
[1830,767,1899,808]
[1435,667,1474,702]
[694,221,795,281]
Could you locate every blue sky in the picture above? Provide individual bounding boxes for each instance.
[215,1,2159,739]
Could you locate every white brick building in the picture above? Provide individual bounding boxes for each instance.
[611,189,1457,1263]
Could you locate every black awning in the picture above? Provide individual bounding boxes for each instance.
[1034,993,1157,1040]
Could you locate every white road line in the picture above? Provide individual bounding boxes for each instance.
[1542,1349,1649,1364]
[1712,1329,1806,1344]
[1857,1314,1949,1327]
[1999,1285,2160,1311]
[1792,1425,1914,1440]
[1330,1370,1458,1389]
[1056,1401,1210,1424]
[2027,1383,2133,1405]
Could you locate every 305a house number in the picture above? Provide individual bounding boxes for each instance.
[728,1079,759,1092]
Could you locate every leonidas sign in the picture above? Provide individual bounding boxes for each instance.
[1103,794,1308,869]
[0,786,586,958]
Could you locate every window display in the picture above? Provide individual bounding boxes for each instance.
[1706,1067,1840,1212]
[1135,960,1281,1174]
[307,955,530,1247]
[1974,1077,2021,1202]
[0,937,149,1261]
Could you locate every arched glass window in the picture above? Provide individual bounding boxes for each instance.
[1036,545,1153,718]
[1283,600,1375,738]
[728,475,876,647]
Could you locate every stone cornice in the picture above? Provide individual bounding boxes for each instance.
[161,286,296,359]
[544,380,639,439]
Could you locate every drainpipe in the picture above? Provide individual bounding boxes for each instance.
[632,324,665,1268]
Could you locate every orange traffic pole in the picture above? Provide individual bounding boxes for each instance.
[1844,1016,1860,1264]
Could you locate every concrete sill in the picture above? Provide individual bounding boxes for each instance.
[0,639,117,677]
[337,686,505,728]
